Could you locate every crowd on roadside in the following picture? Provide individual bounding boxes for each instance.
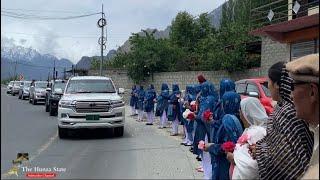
[129,54,319,180]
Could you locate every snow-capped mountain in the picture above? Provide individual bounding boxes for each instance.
[1,40,74,80]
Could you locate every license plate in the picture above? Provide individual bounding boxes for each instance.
[86,115,100,120]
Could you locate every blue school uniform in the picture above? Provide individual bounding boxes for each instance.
[144,85,156,112]
[155,83,170,116]
[208,92,243,180]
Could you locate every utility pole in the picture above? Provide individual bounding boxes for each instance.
[63,68,66,79]
[97,4,106,76]
[53,59,56,80]
[13,60,17,80]
[72,65,74,76]
[100,4,104,76]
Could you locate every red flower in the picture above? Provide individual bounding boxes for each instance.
[187,112,195,121]
[198,140,205,150]
[222,141,236,153]
[203,109,213,121]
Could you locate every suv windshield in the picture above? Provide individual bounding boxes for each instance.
[35,82,48,88]
[261,82,271,97]
[53,82,66,92]
[66,79,116,93]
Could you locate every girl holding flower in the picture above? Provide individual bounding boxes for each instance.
[203,91,243,180]
[226,97,268,179]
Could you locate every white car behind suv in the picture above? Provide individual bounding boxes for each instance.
[58,76,125,138]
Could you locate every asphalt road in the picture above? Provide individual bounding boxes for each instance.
[1,87,203,179]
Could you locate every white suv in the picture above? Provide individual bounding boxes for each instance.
[58,76,125,138]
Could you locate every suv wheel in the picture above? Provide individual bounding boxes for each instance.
[114,126,124,137]
[58,127,68,139]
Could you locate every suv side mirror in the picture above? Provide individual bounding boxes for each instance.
[248,91,259,98]
[118,88,125,94]
[46,88,51,92]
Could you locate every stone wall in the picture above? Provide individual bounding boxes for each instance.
[260,36,291,76]
[89,68,262,104]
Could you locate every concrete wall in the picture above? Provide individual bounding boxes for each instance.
[260,36,291,76]
[89,68,262,104]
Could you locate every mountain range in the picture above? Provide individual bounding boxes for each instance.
[1,42,73,80]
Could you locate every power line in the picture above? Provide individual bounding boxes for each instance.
[1,11,101,20]
[1,8,97,14]
[1,32,98,39]
[3,61,68,69]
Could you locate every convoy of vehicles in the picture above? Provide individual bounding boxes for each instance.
[6,76,126,139]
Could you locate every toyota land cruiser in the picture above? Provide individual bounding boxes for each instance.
[58,76,125,138]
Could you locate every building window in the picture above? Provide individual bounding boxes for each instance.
[291,39,319,60]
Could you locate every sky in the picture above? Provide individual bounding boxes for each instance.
[1,0,226,64]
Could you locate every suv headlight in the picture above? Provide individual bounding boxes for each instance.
[111,100,125,108]
[59,100,76,108]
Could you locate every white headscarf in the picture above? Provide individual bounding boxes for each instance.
[240,97,268,126]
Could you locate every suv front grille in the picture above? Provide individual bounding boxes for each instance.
[75,101,111,113]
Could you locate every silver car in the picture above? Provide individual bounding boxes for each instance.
[18,81,31,100]
[11,81,23,96]
[29,81,48,105]
[6,81,14,94]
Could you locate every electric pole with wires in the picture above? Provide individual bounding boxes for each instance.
[97,4,106,76]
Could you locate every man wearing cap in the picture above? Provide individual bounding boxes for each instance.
[286,53,319,179]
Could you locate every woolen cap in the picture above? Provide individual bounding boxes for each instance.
[286,54,319,84]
